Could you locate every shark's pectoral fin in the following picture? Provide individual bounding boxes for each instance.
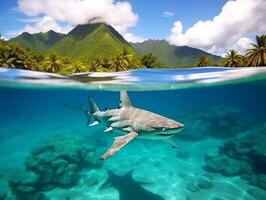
[104,127,113,133]
[100,130,138,160]
[87,114,100,126]
[88,120,99,126]
[164,138,180,149]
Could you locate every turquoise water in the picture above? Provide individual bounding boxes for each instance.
[0,67,266,200]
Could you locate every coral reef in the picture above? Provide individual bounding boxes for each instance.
[177,106,251,141]
[204,123,266,190]
[8,135,102,200]
[204,154,251,176]
[186,182,199,193]
[186,177,213,193]
[197,178,213,189]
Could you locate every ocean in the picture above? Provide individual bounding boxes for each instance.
[0,67,266,200]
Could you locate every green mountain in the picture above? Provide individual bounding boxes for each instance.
[10,24,221,67]
[131,39,221,67]
[10,30,65,52]
[50,23,135,60]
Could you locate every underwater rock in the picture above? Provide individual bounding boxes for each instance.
[34,193,49,200]
[197,178,213,189]
[8,135,101,199]
[257,175,266,190]
[177,106,250,141]
[221,123,266,174]
[241,173,258,185]
[8,170,40,200]
[247,188,266,199]
[203,123,266,190]
[204,154,251,176]
[186,182,199,192]
[8,170,39,190]
[0,190,7,200]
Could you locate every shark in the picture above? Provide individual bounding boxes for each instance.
[85,91,184,160]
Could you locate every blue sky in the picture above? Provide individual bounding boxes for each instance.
[125,0,227,39]
[0,0,227,39]
[0,0,265,55]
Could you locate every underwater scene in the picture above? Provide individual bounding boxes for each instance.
[0,67,266,200]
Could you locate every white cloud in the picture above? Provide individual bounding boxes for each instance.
[123,33,146,43]
[233,37,254,55]
[0,35,7,41]
[162,11,174,18]
[15,0,141,42]
[167,0,266,55]
[17,16,73,35]
[18,0,138,27]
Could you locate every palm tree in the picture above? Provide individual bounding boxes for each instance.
[71,61,88,73]
[223,50,242,67]
[110,55,128,72]
[0,45,24,68]
[42,53,63,73]
[196,56,210,67]
[101,58,111,69]
[245,35,266,66]
[141,53,157,68]
[0,49,16,68]
[90,57,103,72]
[119,48,133,67]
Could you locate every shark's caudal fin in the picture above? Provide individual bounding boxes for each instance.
[87,96,100,126]
[64,104,88,117]
[120,91,132,107]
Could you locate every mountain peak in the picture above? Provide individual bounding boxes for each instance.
[47,30,57,34]
[20,32,31,37]
[10,30,65,52]
[50,22,135,60]
[131,39,221,67]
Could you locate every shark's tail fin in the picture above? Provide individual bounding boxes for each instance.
[87,96,100,126]
[64,104,88,116]
[64,103,92,125]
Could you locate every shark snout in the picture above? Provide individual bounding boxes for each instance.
[155,124,184,137]
[167,126,184,134]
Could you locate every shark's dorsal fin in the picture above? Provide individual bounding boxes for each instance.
[120,91,132,107]
[88,96,99,113]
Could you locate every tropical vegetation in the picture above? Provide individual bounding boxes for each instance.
[196,56,210,67]
[1,32,265,73]
[245,34,266,66]
[0,39,142,73]
[223,50,243,67]
[140,53,158,68]
[196,34,266,67]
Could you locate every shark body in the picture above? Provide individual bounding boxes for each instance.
[87,91,184,160]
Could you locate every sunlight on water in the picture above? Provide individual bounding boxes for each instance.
[1,67,266,90]
[0,67,266,200]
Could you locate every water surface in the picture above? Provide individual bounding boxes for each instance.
[0,67,266,200]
